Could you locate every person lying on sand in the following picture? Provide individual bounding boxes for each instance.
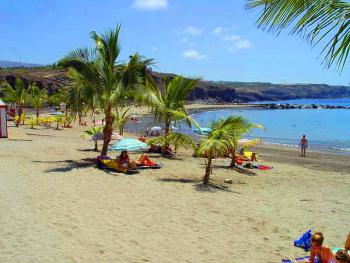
[116,151,137,170]
[334,250,350,263]
[308,232,335,263]
[345,232,350,251]
[137,154,158,167]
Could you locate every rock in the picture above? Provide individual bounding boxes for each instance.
[224,179,233,184]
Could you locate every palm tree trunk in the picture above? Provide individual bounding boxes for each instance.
[36,108,39,124]
[203,156,212,185]
[101,105,113,156]
[21,107,25,125]
[229,148,236,168]
[78,114,82,126]
[164,119,171,137]
[16,107,23,127]
[64,111,68,127]
[94,141,98,151]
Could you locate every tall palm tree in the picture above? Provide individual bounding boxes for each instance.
[59,25,151,155]
[29,84,48,124]
[196,117,238,185]
[1,78,30,127]
[246,0,350,71]
[211,116,262,168]
[142,75,200,136]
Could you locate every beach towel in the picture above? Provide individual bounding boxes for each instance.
[294,229,312,252]
[257,165,273,170]
[137,163,163,169]
[96,156,139,174]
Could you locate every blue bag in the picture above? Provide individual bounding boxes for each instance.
[294,229,312,251]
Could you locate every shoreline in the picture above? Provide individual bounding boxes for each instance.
[126,103,350,157]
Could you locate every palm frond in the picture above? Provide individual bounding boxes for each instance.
[246,0,350,71]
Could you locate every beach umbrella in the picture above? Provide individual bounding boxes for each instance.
[148,126,162,132]
[108,138,148,152]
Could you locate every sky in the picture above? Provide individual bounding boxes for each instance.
[0,0,349,85]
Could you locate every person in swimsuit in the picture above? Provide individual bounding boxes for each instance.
[334,249,350,263]
[116,151,137,170]
[299,134,309,157]
[308,232,335,263]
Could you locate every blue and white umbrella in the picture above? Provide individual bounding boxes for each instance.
[108,138,148,152]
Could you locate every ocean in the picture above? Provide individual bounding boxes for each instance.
[188,98,350,155]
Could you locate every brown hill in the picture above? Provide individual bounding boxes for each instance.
[1,67,350,102]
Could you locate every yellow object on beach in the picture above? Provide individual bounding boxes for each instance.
[244,151,258,161]
[99,158,127,173]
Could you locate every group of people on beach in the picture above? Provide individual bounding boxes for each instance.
[307,232,350,263]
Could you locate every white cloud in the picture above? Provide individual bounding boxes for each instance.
[212,26,224,34]
[132,0,168,10]
[224,34,241,41]
[234,39,253,49]
[182,49,207,60]
[229,39,254,51]
[185,26,203,36]
[151,46,158,51]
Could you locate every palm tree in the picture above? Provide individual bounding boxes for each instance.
[1,78,30,127]
[246,0,350,71]
[113,107,130,135]
[29,84,48,124]
[211,116,262,168]
[196,117,238,185]
[142,75,200,137]
[49,88,68,107]
[59,25,151,155]
[83,126,103,151]
[147,132,195,155]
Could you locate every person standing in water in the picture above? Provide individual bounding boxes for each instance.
[299,134,309,157]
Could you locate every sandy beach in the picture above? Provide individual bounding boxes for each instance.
[0,119,349,263]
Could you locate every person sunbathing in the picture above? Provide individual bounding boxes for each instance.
[116,151,137,170]
[335,250,350,263]
[164,144,174,156]
[138,135,146,142]
[345,232,350,251]
[137,154,155,166]
[308,232,335,263]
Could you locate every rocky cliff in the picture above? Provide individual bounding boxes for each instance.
[1,68,349,102]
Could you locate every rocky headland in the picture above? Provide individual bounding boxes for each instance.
[1,67,350,103]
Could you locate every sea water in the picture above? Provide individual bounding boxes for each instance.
[188,99,350,155]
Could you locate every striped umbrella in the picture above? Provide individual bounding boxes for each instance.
[108,138,148,152]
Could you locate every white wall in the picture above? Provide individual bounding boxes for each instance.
[0,108,7,138]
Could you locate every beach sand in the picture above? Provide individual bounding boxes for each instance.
[0,122,349,263]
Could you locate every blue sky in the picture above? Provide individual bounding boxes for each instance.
[0,0,348,85]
